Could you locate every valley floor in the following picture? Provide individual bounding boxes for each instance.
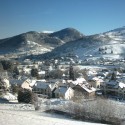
[0,103,107,125]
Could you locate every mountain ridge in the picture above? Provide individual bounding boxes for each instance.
[0,26,125,60]
[0,28,84,55]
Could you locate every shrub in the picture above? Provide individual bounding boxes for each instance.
[11,84,19,94]
[18,89,33,103]
[61,98,123,125]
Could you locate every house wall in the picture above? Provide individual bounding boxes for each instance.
[54,88,65,99]
[88,91,95,98]
[46,87,52,98]
[33,88,45,94]
[55,92,59,98]
[73,88,95,99]
[33,86,52,98]
[65,87,74,100]
[21,81,32,90]
[89,80,100,88]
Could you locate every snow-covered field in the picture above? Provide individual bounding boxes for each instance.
[0,103,107,125]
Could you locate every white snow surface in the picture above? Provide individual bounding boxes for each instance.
[0,103,107,125]
[42,31,54,33]
[2,93,17,100]
[73,27,125,60]
[119,82,125,88]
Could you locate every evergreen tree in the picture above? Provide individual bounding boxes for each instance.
[111,50,113,54]
[31,68,38,78]
[0,62,4,71]
[69,65,75,80]
[18,89,33,103]
[13,66,19,78]
[99,48,101,51]
[1,60,13,71]
[45,69,49,79]
[111,72,116,80]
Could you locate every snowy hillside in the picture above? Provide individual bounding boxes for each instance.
[75,26,125,59]
[39,26,125,60]
[93,26,125,43]
[17,40,54,56]
[0,103,107,125]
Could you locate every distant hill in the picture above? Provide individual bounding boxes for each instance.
[49,28,84,42]
[0,28,84,55]
[1,26,125,60]
[33,26,125,60]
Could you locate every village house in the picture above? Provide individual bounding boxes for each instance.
[72,84,96,100]
[54,86,69,99]
[53,81,96,100]
[20,79,32,91]
[38,71,45,78]
[33,81,52,98]
[47,79,69,98]
[88,77,103,89]
[10,78,34,91]
[103,80,125,99]
[117,73,125,83]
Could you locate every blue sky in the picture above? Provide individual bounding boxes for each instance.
[0,0,125,39]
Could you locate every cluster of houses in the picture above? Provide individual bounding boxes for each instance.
[1,54,125,101]
[1,67,125,101]
[0,77,96,100]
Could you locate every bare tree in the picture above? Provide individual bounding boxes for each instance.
[33,93,41,111]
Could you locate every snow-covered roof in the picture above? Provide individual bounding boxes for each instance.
[23,68,31,73]
[76,77,86,83]
[29,80,36,87]
[81,84,96,93]
[48,79,62,83]
[114,71,121,76]
[72,80,79,85]
[98,79,104,83]
[34,81,48,89]
[87,70,97,75]
[73,84,96,93]
[118,82,125,88]
[54,87,68,94]
[106,80,118,86]
[69,78,86,85]
[10,79,23,85]
[92,77,99,81]
[38,71,45,75]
